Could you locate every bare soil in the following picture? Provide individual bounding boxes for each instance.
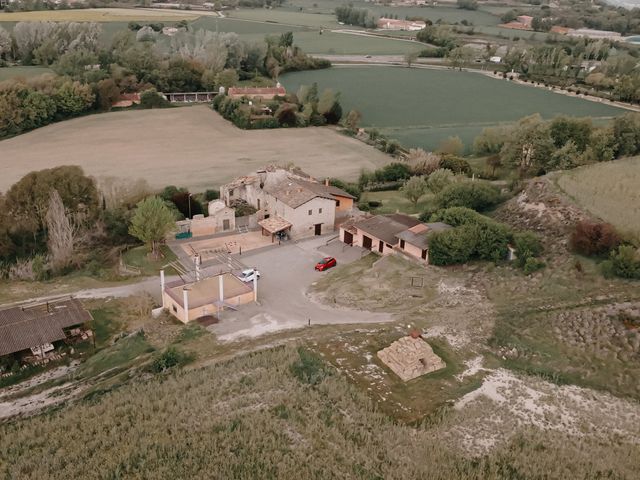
[0,105,390,192]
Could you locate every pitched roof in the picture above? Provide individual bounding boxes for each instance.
[264,177,339,209]
[354,214,422,245]
[258,215,292,234]
[0,299,92,357]
[396,222,452,249]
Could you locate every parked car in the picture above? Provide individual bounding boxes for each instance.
[239,268,261,282]
[315,257,337,271]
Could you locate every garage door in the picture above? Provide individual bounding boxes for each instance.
[343,231,353,245]
[362,235,372,250]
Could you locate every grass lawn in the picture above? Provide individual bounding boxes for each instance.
[555,157,640,237]
[281,66,626,152]
[190,15,307,35]
[121,245,177,276]
[360,190,434,215]
[0,66,53,81]
[75,331,154,380]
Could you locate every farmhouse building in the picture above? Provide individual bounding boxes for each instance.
[0,298,92,361]
[227,85,286,100]
[162,273,254,323]
[221,166,355,240]
[340,214,451,263]
[377,18,426,31]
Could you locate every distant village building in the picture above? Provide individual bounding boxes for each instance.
[500,15,534,31]
[376,18,426,31]
[227,85,286,100]
[567,28,622,40]
[221,166,355,240]
[112,93,141,108]
[340,214,451,263]
[162,26,179,36]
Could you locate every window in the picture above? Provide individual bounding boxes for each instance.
[400,240,405,249]
[308,209,312,215]
[172,305,177,313]
[336,200,341,207]
[229,188,235,196]
[319,208,323,214]
[257,199,261,209]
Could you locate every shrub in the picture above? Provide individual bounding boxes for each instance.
[368,201,382,208]
[436,181,502,211]
[429,206,483,227]
[252,117,279,129]
[523,257,546,274]
[357,202,371,212]
[151,347,193,373]
[570,221,620,257]
[289,347,332,386]
[204,189,219,201]
[513,231,543,267]
[439,155,472,175]
[428,226,476,265]
[609,245,640,279]
[140,88,168,109]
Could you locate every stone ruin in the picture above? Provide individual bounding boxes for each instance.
[377,336,446,382]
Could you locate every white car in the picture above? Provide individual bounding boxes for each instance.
[239,268,261,283]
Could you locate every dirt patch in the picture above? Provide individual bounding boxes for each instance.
[449,368,640,455]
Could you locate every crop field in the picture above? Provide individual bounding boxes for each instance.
[281,66,626,152]
[0,66,53,81]
[190,15,307,35]
[0,105,390,193]
[227,8,339,29]
[556,156,640,236]
[0,7,202,22]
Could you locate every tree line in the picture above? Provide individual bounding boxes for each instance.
[472,113,640,178]
[0,24,329,138]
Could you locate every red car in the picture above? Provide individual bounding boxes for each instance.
[315,257,337,271]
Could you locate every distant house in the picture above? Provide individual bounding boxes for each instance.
[340,214,451,263]
[567,28,622,40]
[0,298,92,362]
[112,93,141,108]
[377,17,426,31]
[227,85,286,100]
[221,166,355,240]
[500,15,534,31]
[341,213,422,255]
[162,27,179,36]
[396,222,451,263]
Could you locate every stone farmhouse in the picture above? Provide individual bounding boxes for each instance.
[221,166,355,240]
[340,213,451,264]
[377,18,426,31]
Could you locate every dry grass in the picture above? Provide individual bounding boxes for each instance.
[0,105,390,192]
[0,8,202,22]
[1,345,639,479]
[556,157,640,237]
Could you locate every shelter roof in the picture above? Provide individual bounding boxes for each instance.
[0,299,92,356]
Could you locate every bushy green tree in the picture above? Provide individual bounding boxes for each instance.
[428,226,476,265]
[129,196,176,259]
[426,168,454,193]
[401,176,427,205]
[513,231,543,268]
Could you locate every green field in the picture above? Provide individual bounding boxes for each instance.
[281,66,626,152]
[556,156,640,237]
[0,66,53,81]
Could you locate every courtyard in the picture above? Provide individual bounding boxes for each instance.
[206,236,394,341]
